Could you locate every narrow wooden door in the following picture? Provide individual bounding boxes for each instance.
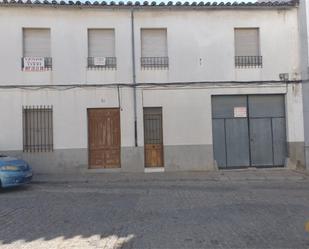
[88,108,120,169]
[144,107,164,168]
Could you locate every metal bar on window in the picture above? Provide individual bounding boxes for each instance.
[235,56,263,68]
[30,107,34,152]
[30,107,33,152]
[22,106,53,152]
[21,57,52,71]
[45,57,52,69]
[87,57,117,70]
[36,106,39,152]
[46,107,48,152]
[44,107,46,151]
[144,115,163,144]
[141,57,169,70]
[23,107,26,152]
[40,106,42,152]
[50,106,53,151]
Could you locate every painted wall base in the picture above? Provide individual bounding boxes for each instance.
[287,142,306,170]
[2,144,215,174]
[2,143,304,173]
[3,149,88,174]
[164,145,216,171]
[304,146,309,171]
[2,147,145,174]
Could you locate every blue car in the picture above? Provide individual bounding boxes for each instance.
[0,155,33,188]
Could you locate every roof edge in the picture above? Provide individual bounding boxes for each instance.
[0,0,298,10]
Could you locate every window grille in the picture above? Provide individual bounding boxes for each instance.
[87,57,117,69]
[23,106,53,152]
[21,57,52,70]
[235,56,263,68]
[234,28,262,68]
[88,29,116,69]
[143,107,163,144]
[141,29,168,69]
[141,57,169,69]
[22,28,52,70]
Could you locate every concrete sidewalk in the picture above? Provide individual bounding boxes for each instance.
[32,168,309,184]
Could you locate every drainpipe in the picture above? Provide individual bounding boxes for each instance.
[131,9,138,147]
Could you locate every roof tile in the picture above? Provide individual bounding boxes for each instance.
[0,0,298,8]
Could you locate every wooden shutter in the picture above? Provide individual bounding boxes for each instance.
[235,28,259,56]
[23,28,51,57]
[141,29,167,57]
[88,29,115,57]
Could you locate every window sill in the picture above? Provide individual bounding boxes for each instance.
[235,66,263,69]
[21,68,52,72]
[141,66,169,70]
[87,67,117,70]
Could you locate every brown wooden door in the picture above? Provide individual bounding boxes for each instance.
[88,108,120,169]
[144,107,164,168]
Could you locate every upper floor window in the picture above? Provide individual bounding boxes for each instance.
[22,28,52,71]
[234,28,262,68]
[141,28,168,70]
[88,29,116,69]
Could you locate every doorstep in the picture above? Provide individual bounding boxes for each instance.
[144,167,165,173]
[85,168,122,173]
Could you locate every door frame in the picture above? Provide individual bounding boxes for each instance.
[143,107,164,168]
[211,94,287,169]
[87,107,121,169]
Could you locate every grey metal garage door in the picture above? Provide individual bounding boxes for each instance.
[212,95,287,169]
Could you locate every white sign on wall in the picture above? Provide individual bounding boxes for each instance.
[93,57,106,66]
[234,107,247,118]
[23,57,45,71]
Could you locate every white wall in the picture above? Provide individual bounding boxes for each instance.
[0,84,303,152]
[0,6,303,152]
[135,8,300,83]
[0,88,135,150]
[0,6,300,85]
[142,84,304,146]
[0,8,133,85]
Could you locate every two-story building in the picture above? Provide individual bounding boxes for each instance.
[0,0,305,174]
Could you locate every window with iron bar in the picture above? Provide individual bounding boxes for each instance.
[87,57,117,69]
[143,107,163,144]
[235,56,263,68]
[141,29,168,69]
[234,28,262,68]
[88,29,116,69]
[22,28,52,71]
[23,106,53,152]
[141,57,169,69]
[21,57,52,71]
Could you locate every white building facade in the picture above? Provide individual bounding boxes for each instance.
[0,0,305,173]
